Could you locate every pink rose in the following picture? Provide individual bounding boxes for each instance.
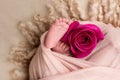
[61,21,104,58]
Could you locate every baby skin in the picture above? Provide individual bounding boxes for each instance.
[45,18,73,54]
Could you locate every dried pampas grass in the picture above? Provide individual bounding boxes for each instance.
[9,0,120,80]
[88,0,120,27]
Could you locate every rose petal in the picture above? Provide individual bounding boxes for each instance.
[61,21,79,43]
[80,24,104,40]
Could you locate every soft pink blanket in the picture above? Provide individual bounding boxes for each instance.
[29,21,120,80]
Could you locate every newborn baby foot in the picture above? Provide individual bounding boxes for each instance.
[52,41,70,55]
[45,18,72,48]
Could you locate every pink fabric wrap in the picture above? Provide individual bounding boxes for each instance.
[29,21,120,80]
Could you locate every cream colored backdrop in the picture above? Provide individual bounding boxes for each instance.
[0,0,47,79]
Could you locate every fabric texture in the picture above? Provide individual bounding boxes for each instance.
[29,21,120,80]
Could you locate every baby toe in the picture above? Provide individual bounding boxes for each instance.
[59,18,63,22]
[62,44,67,50]
[65,19,69,23]
[68,20,73,25]
[62,18,66,22]
[55,19,59,23]
[60,42,64,48]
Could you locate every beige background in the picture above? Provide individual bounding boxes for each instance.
[0,0,48,79]
[0,0,88,80]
